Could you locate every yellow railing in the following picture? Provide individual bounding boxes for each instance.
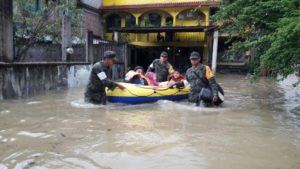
[105,32,205,43]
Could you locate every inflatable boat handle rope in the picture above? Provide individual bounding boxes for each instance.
[122,87,187,97]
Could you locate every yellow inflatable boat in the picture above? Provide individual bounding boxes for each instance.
[106,82,190,104]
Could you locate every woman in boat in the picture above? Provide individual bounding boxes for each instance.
[125,66,150,85]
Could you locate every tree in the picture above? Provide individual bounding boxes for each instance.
[13,0,84,61]
[213,0,300,84]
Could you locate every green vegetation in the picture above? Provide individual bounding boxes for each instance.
[213,0,300,84]
[13,0,84,61]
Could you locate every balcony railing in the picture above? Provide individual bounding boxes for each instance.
[105,32,206,43]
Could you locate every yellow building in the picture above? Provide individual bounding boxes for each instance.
[100,0,221,71]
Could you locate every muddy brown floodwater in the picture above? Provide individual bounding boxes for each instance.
[0,74,300,169]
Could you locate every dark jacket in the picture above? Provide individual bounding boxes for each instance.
[147,59,174,82]
[84,61,117,104]
[185,64,218,103]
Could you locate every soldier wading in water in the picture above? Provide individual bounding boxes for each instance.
[174,51,224,107]
[85,51,125,105]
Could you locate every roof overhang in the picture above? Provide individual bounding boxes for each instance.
[109,26,218,33]
[76,0,102,12]
[100,1,220,12]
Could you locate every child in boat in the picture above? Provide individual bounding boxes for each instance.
[167,70,184,87]
[145,72,158,86]
[125,66,150,85]
[169,70,184,82]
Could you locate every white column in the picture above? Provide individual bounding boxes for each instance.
[113,31,119,42]
[211,30,219,74]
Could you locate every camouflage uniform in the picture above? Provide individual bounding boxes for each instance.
[84,61,117,105]
[148,59,174,82]
[185,64,218,103]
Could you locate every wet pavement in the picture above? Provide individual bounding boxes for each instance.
[0,74,299,169]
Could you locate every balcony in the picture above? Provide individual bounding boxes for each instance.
[105,25,216,46]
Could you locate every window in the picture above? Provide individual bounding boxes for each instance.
[125,14,135,28]
[31,0,46,13]
[177,9,205,21]
[165,17,173,26]
[106,14,121,32]
[144,13,161,27]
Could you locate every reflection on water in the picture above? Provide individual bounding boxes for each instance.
[0,74,299,169]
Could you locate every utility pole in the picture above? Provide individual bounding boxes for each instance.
[0,0,14,62]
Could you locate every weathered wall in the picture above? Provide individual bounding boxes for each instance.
[16,42,127,63]
[0,62,126,100]
[0,64,70,100]
[15,44,86,62]
[85,9,103,37]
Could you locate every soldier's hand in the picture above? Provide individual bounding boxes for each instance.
[212,96,218,102]
[117,84,125,90]
[174,82,185,89]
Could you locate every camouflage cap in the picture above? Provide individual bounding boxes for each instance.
[160,51,168,57]
[104,50,116,59]
[190,51,201,59]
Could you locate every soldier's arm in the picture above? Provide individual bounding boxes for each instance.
[205,66,218,96]
[147,60,156,72]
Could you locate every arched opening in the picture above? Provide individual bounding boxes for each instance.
[140,13,161,27]
[125,13,136,28]
[165,17,173,27]
[139,10,173,27]
[176,9,206,26]
[106,14,121,32]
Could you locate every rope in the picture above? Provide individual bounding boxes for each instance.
[124,88,156,97]
[123,86,188,97]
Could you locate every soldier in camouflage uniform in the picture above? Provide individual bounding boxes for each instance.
[184,51,219,104]
[84,51,125,105]
[147,51,174,82]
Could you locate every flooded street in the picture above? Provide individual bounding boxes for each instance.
[0,74,300,169]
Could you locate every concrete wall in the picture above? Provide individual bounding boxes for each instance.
[0,62,128,100]
[0,64,68,100]
[16,43,126,63]
[15,44,86,62]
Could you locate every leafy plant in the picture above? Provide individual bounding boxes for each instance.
[213,0,300,84]
[13,0,84,61]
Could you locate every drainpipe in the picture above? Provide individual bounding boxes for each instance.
[86,31,94,63]
[211,30,219,74]
[62,14,72,61]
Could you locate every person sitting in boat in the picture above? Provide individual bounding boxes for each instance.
[167,70,185,88]
[125,66,150,85]
[169,70,184,83]
[145,72,159,86]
